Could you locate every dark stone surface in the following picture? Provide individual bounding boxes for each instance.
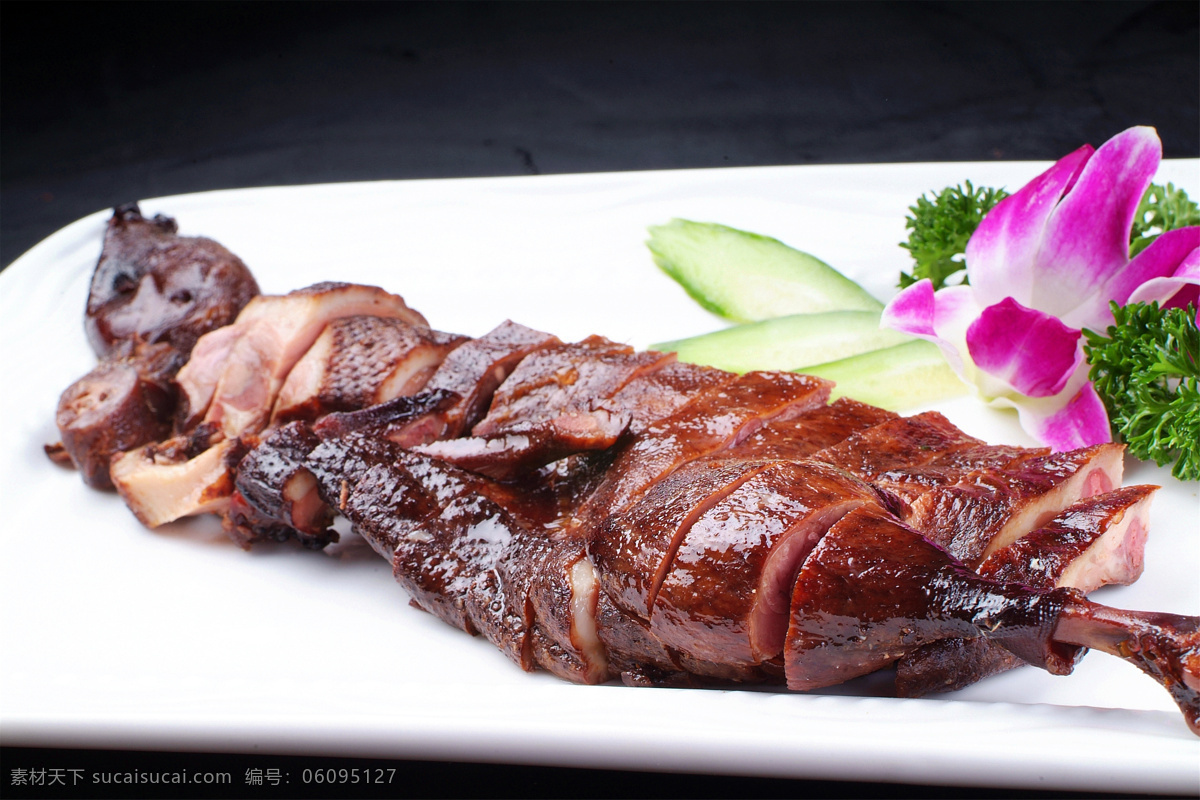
[3,1,1197,268]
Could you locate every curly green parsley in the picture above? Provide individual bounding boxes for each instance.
[897,181,1009,290]
[1083,302,1199,481]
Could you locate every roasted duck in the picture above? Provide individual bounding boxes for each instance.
[51,207,1200,735]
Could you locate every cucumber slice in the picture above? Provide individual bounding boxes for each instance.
[652,311,911,374]
[648,219,883,322]
[801,340,969,410]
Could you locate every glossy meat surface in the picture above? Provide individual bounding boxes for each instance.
[785,505,1082,691]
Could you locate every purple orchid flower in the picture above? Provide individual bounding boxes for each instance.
[882,126,1199,451]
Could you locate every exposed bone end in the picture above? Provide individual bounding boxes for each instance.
[110,439,240,528]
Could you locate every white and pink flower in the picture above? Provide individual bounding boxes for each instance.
[882,126,1199,451]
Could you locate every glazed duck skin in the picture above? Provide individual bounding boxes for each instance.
[785,505,1084,691]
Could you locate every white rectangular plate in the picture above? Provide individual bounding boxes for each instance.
[2,161,1198,794]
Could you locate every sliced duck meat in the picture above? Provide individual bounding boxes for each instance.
[85,203,260,359]
[908,443,1126,567]
[177,282,429,436]
[812,411,985,480]
[421,320,562,440]
[416,420,627,483]
[724,398,898,462]
[55,343,183,489]
[308,389,461,447]
[979,484,1155,591]
[651,460,882,667]
[472,337,667,436]
[463,532,545,672]
[109,436,248,528]
[868,444,1047,507]
[350,451,528,634]
[228,422,335,549]
[896,485,1158,696]
[271,316,467,425]
[784,505,1084,691]
[428,339,673,478]
[575,371,832,530]
[605,360,735,436]
[589,458,773,618]
[174,323,246,432]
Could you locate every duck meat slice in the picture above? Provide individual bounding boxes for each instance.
[811,411,985,480]
[530,537,610,684]
[785,505,1085,691]
[472,336,673,436]
[595,591,694,686]
[425,348,732,481]
[308,389,461,447]
[425,339,673,478]
[271,316,467,425]
[908,443,1125,567]
[605,360,735,436]
[416,420,627,482]
[419,320,562,440]
[176,282,428,436]
[475,533,612,684]
[54,342,183,489]
[589,458,774,619]
[869,444,1048,507]
[575,371,832,531]
[724,398,898,462]
[980,484,1155,591]
[895,485,1157,696]
[651,461,883,667]
[85,203,259,359]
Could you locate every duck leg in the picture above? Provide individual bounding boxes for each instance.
[784,504,1200,735]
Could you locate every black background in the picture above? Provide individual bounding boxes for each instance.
[2,1,1198,797]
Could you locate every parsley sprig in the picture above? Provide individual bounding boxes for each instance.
[1083,302,1199,481]
[898,181,1009,289]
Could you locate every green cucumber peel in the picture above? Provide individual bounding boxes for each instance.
[648,219,883,323]
[652,311,910,374]
[800,339,968,411]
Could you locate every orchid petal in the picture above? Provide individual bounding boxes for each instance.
[1016,381,1112,452]
[882,281,980,376]
[1030,126,1162,318]
[966,297,1084,398]
[1123,238,1200,310]
[965,145,1093,308]
[880,279,937,337]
